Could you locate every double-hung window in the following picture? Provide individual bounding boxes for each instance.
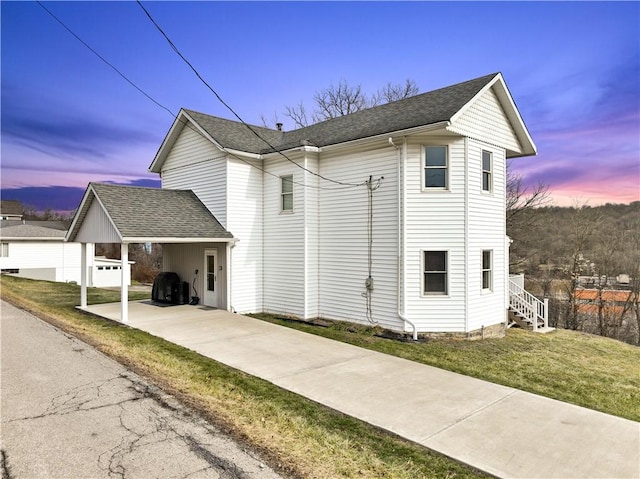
[0,243,8,257]
[482,250,493,290]
[424,146,448,189]
[281,175,293,212]
[482,150,492,192]
[423,251,447,294]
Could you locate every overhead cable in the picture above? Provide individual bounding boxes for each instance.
[136,0,367,188]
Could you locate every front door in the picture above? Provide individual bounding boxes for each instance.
[204,249,218,307]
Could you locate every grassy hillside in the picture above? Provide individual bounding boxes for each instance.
[2,276,638,478]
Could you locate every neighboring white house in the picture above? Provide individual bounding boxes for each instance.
[68,73,545,336]
[0,220,132,287]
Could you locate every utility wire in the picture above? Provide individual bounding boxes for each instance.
[36,1,173,118]
[35,1,357,191]
[136,0,367,188]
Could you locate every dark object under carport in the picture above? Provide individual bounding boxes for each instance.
[151,272,189,305]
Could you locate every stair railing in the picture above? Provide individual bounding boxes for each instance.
[508,278,549,331]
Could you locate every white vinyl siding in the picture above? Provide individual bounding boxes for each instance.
[226,157,263,313]
[318,142,399,330]
[74,200,121,244]
[161,124,228,227]
[263,157,304,317]
[466,139,507,331]
[448,86,522,154]
[405,136,466,332]
[0,241,91,283]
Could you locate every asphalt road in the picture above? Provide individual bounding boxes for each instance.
[0,301,282,479]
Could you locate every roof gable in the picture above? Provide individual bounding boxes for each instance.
[66,183,233,243]
[149,73,536,172]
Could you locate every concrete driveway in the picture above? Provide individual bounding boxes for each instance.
[0,301,281,479]
[83,300,640,479]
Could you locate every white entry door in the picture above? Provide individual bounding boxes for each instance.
[204,250,218,307]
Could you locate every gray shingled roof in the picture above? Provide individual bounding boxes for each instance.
[0,200,24,216]
[0,222,66,239]
[67,183,232,242]
[184,73,498,154]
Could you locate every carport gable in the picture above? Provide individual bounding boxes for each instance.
[66,182,233,244]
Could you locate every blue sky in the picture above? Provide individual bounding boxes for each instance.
[1,1,639,211]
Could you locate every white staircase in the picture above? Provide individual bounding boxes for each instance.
[508,276,552,332]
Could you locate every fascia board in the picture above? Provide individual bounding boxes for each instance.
[65,185,94,242]
[450,73,537,157]
[149,110,228,173]
[122,237,235,244]
[319,121,452,152]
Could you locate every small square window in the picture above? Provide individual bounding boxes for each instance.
[482,150,492,192]
[281,175,293,211]
[424,251,447,294]
[482,250,493,290]
[424,146,448,189]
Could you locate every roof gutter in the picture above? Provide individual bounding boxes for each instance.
[320,121,451,153]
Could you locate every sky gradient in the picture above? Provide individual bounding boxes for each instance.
[2,1,639,211]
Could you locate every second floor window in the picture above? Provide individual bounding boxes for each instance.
[281,175,293,211]
[482,150,492,192]
[424,146,448,189]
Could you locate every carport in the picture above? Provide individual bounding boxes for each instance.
[65,182,234,322]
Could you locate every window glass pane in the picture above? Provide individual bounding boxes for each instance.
[425,169,446,188]
[483,172,490,191]
[482,151,491,171]
[281,176,293,194]
[425,251,446,271]
[282,194,293,211]
[483,250,491,269]
[483,271,491,289]
[426,146,447,166]
[425,273,447,293]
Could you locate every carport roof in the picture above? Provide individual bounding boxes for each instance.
[66,183,233,243]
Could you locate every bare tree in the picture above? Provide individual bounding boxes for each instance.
[371,79,419,105]
[562,203,602,330]
[283,78,420,128]
[506,164,550,269]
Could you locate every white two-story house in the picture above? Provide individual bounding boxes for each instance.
[68,73,541,337]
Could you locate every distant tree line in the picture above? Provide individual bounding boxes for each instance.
[508,201,640,345]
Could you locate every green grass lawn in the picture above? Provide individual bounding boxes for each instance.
[249,314,640,422]
[1,275,488,479]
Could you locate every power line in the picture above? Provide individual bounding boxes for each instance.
[34,1,356,192]
[136,0,367,188]
[36,1,173,118]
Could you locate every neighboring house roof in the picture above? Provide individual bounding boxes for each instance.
[0,221,67,241]
[150,72,536,173]
[1,220,68,231]
[575,289,632,303]
[0,200,24,216]
[66,183,233,243]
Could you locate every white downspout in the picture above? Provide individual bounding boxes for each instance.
[390,137,417,340]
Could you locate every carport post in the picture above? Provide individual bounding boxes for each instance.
[121,243,128,323]
[80,242,87,308]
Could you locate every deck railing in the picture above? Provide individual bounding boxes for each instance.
[508,277,548,331]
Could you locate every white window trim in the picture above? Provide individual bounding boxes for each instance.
[482,150,493,193]
[422,145,449,191]
[0,243,8,257]
[421,249,449,296]
[280,175,294,213]
[482,249,493,292]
